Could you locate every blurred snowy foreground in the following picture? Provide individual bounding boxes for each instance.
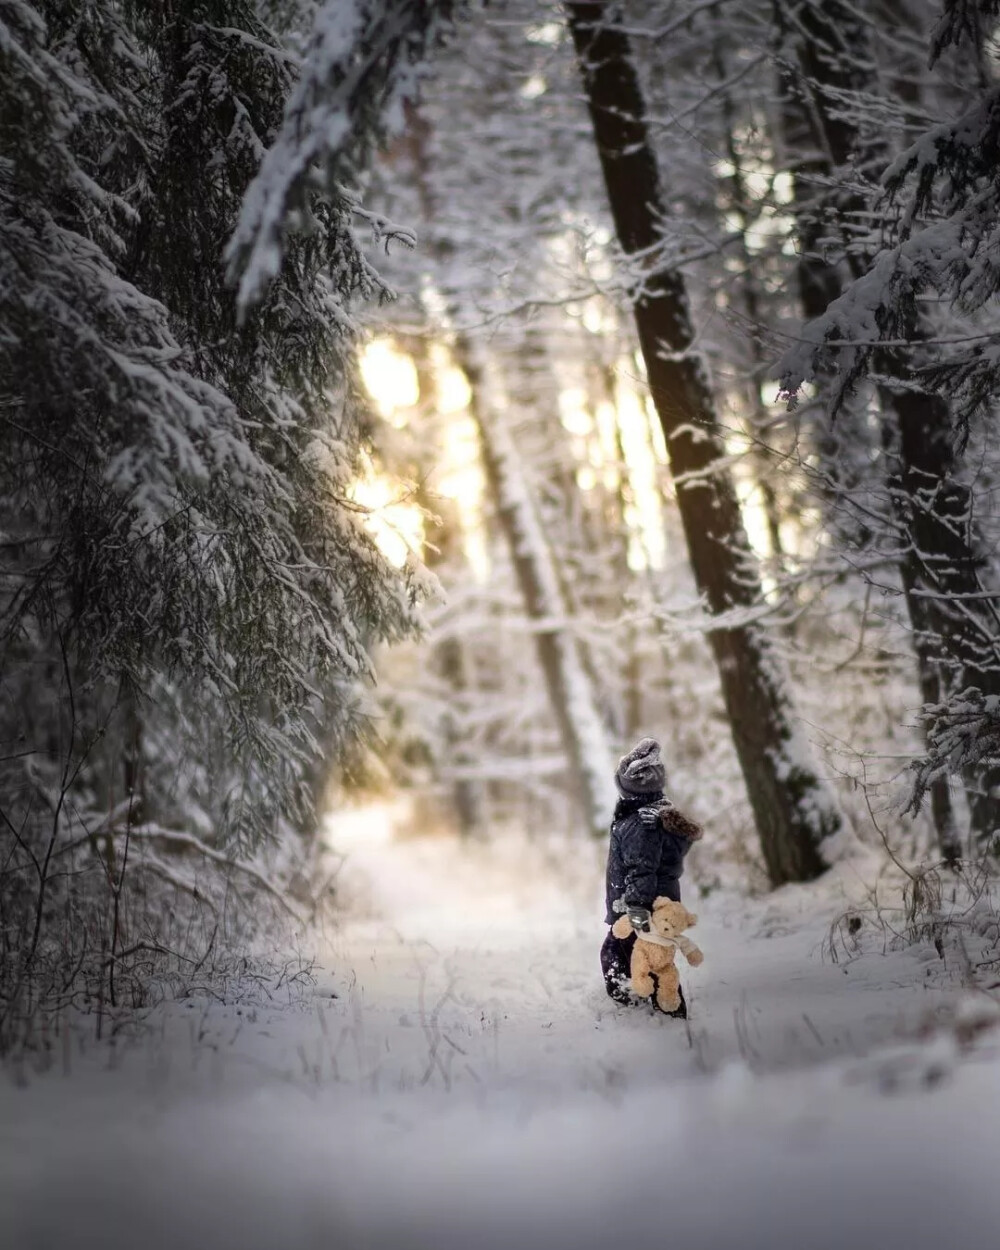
[5,805,1000,1250]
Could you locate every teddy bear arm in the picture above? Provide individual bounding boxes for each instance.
[677,935,703,965]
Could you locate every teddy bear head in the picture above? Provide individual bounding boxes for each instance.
[649,897,697,939]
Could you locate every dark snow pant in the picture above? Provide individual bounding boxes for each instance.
[600,927,687,1018]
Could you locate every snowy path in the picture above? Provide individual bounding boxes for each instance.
[5,808,1000,1250]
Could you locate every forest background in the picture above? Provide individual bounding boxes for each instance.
[3,0,1000,1047]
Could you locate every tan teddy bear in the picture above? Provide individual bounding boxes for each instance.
[611,896,704,1012]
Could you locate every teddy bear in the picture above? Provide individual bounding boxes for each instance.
[611,896,704,1012]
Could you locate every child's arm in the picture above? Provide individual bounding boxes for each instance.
[619,811,660,913]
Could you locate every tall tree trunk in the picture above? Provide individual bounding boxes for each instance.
[713,36,787,572]
[501,325,617,737]
[458,339,615,838]
[403,334,484,837]
[401,106,615,835]
[609,376,646,741]
[566,2,846,885]
[775,0,999,857]
[887,388,1000,853]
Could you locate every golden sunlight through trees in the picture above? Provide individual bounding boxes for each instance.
[358,334,676,577]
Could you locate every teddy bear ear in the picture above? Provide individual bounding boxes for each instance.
[686,911,698,926]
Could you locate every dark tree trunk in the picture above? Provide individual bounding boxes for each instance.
[776,0,999,857]
[887,388,1000,852]
[566,2,846,884]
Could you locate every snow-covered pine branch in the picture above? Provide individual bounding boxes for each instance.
[778,31,1000,429]
[226,0,462,313]
[0,0,443,1027]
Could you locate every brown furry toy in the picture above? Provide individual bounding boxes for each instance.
[611,896,704,1013]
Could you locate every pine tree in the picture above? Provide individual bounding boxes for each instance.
[0,0,437,1023]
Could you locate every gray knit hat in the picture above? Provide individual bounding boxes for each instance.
[615,737,666,798]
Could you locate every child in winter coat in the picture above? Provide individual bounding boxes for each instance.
[601,737,702,1017]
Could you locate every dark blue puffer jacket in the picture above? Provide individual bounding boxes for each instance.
[604,794,701,923]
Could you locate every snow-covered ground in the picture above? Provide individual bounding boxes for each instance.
[5,804,1000,1250]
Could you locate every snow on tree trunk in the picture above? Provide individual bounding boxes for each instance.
[714,35,788,572]
[408,337,484,836]
[776,0,958,858]
[775,0,996,858]
[502,323,621,741]
[458,340,616,839]
[398,101,615,834]
[566,2,847,885]
[889,389,1000,852]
